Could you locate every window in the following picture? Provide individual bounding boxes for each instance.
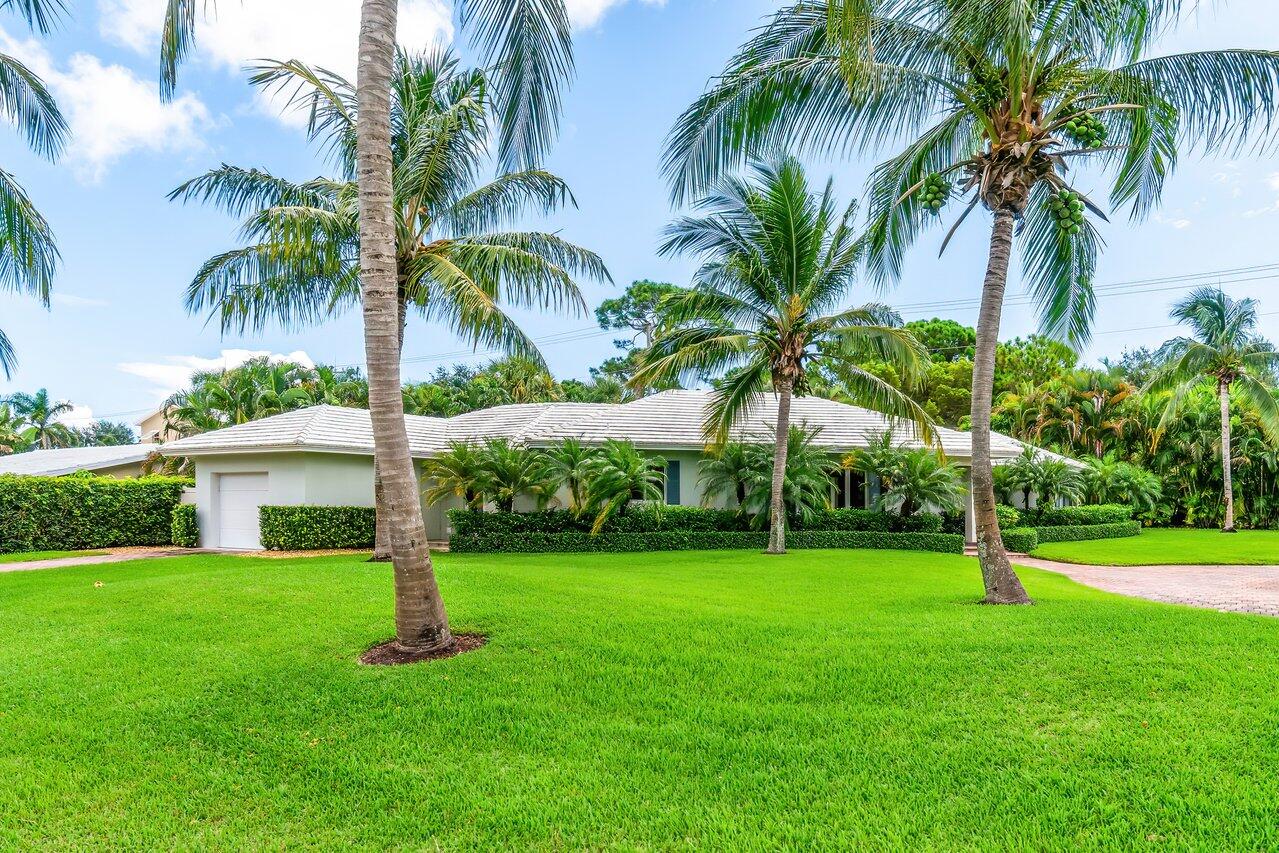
[849,472,867,508]
[832,470,848,508]
[665,460,681,505]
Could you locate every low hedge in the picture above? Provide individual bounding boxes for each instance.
[259,505,376,550]
[0,474,191,553]
[1032,504,1133,526]
[449,506,949,538]
[449,530,964,555]
[1001,528,1039,553]
[1033,521,1142,544]
[171,504,199,548]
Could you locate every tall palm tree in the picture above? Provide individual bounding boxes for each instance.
[0,404,31,454]
[632,157,930,553]
[4,388,73,449]
[0,0,66,379]
[664,0,1279,599]
[173,48,606,565]
[1146,288,1279,532]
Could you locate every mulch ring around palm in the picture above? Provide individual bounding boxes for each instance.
[359,633,487,666]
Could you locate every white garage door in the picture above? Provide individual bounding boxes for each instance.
[217,473,268,550]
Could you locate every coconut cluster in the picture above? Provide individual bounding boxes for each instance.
[917,173,950,213]
[1050,189,1086,235]
[1062,112,1107,149]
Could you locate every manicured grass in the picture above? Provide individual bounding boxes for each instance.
[2,550,1278,847]
[0,549,108,564]
[1034,527,1279,565]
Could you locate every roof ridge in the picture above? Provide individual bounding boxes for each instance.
[292,405,338,446]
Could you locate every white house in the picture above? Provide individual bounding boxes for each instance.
[161,389,1068,550]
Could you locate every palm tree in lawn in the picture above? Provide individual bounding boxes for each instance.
[1146,288,1279,533]
[173,48,605,566]
[165,0,577,656]
[4,388,73,449]
[664,0,1279,600]
[632,157,931,554]
[0,0,66,379]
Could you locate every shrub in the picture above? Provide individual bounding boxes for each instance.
[259,506,376,550]
[1033,504,1132,526]
[996,504,1021,529]
[1033,521,1141,544]
[1001,527,1039,553]
[171,504,199,548]
[449,530,964,555]
[0,474,191,554]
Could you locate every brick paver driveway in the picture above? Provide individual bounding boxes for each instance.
[1014,556,1279,616]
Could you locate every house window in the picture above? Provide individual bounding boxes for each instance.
[849,471,867,508]
[665,460,681,505]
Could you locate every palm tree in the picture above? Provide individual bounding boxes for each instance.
[1146,288,1279,532]
[741,425,835,530]
[4,388,73,449]
[479,439,558,512]
[545,438,595,514]
[664,1,1279,599]
[848,435,964,517]
[1083,458,1160,516]
[1003,447,1084,514]
[173,48,606,566]
[0,0,66,379]
[0,404,31,455]
[632,157,930,554]
[698,441,754,509]
[421,441,492,510]
[583,440,666,534]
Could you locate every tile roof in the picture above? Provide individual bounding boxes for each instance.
[161,390,1071,464]
[0,444,153,476]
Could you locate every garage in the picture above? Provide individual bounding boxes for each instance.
[216,472,269,550]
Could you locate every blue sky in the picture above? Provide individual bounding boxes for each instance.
[1,0,1278,430]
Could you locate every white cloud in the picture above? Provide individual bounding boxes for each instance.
[51,293,109,308]
[1153,212,1192,230]
[567,0,665,29]
[118,349,315,397]
[98,0,452,123]
[0,27,211,181]
[57,404,96,429]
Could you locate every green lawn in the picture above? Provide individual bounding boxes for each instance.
[2,550,1278,848]
[0,549,108,564]
[1033,527,1279,565]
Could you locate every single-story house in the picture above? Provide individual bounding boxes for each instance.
[162,389,1075,550]
[0,444,154,478]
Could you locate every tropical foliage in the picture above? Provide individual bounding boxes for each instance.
[845,433,965,517]
[633,157,931,553]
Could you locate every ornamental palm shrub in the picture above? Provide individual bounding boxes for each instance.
[545,438,597,514]
[664,0,1279,601]
[583,440,667,534]
[1146,288,1279,532]
[479,439,559,513]
[846,431,964,517]
[421,441,492,511]
[1083,458,1161,519]
[632,157,931,554]
[1004,448,1084,516]
[741,425,835,530]
[698,441,754,509]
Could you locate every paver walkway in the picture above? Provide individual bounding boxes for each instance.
[1014,556,1279,616]
[0,548,205,574]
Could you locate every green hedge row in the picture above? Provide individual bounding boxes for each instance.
[259,505,376,550]
[1033,521,1142,544]
[1001,528,1040,553]
[0,474,191,553]
[171,504,199,548]
[449,506,949,538]
[1032,504,1133,526]
[449,530,964,555]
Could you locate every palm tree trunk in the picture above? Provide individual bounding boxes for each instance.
[357,0,453,652]
[371,290,410,562]
[766,379,793,554]
[1220,380,1237,533]
[971,207,1031,605]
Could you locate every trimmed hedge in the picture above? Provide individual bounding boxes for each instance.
[171,504,199,548]
[259,505,376,550]
[1033,521,1142,544]
[0,474,191,553]
[1001,528,1039,553]
[449,506,949,538]
[1033,504,1133,526]
[996,504,1022,529]
[449,530,964,555]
